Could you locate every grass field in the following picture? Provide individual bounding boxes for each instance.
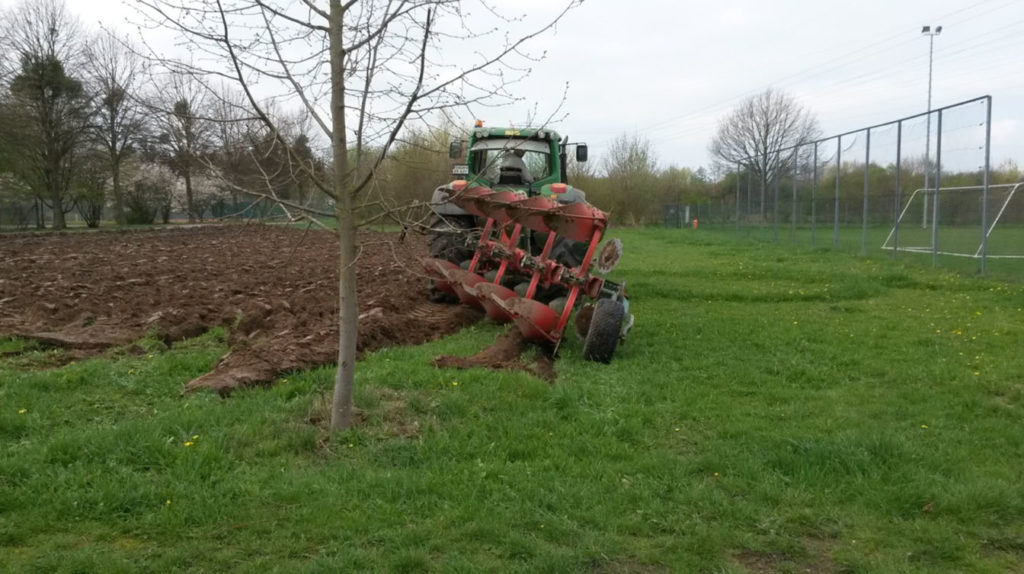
[699,222,1024,280]
[2,228,1023,572]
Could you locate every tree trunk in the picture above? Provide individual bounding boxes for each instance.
[329,0,358,431]
[184,168,196,223]
[112,155,126,226]
[50,171,66,230]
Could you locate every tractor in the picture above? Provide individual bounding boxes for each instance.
[421,122,633,363]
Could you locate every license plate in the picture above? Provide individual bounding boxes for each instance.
[451,164,469,176]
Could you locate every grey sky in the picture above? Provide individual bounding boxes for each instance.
[6,0,1022,173]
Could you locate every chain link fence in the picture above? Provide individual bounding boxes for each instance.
[669,96,1023,276]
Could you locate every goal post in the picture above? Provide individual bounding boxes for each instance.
[881,183,1024,259]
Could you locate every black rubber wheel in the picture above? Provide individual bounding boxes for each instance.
[427,213,477,303]
[428,213,476,264]
[534,232,585,269]
[582,298,624,363]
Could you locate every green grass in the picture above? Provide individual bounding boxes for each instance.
[2,228,1024,572]
[699,222,1024,280]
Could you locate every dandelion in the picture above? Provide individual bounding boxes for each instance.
[184,441,194,447]
[348,443,354,448]
[792,321,799,325]
[674,427,680,432]
[713,472,720,478]
[974,372,980,376]
[921,425,929,429]
[18,409,27,415]
[147,354,154,359]
[165,499,172,506]
[451,381,459,386]
[192,434,199,440]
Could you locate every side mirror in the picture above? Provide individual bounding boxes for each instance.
[575,144,588,163]
[449,141,463,159]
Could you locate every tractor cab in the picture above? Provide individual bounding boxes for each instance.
[447,126,588,197]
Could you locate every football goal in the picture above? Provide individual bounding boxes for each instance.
[881,183,1023,258]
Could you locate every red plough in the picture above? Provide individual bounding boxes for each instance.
[423,180,632,362]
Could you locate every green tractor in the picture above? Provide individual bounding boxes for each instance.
[423,122,633,362]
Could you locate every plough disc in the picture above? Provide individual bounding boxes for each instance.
[541,202,608,243]
[422,258,459,296]
[504,196,560,234]
[448,185,494,218]
[445,269,487,308]
[474,190,522,224]
[500,297,559,343]
[469,282,517,323]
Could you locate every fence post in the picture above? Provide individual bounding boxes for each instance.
[735,163,740,233]
[773,151,780,243]
[834,136,841,249]
[812,142,818,246]
[862,128,871,256]
[931,109,943,266]
[894,120,902,256]
[981,97,992,274]
[746,169,752,238]
[791,148,798,241]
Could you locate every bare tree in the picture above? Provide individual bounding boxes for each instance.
[150,71,214,222]
[85,33,147,226]
[0,0,92,229]
[709,89,820,220]
[599,133,658,224]
[134,0,581,430]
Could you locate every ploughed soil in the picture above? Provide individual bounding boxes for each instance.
[0,224,494,393]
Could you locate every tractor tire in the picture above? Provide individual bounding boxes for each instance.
[428,213,476,303]
[428,213,476,264]
[536,232,585,269]
[582,298,624,363]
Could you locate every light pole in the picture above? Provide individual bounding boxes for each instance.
[922,24,942,228]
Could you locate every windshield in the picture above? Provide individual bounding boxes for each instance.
[470,139,551,184]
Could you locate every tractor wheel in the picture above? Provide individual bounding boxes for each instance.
[428,213,477,303]
[428,213,476,263]
[582,298,624,364]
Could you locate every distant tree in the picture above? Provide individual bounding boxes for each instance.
[600,133,658,224]
[0,0,92,229]
[124,161,174,224]
[85,33,147,226]
[152,73,213,222]
[71,149,107,227]
[710,89,820,220]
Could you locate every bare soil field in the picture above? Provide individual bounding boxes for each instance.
[0,225,484,392]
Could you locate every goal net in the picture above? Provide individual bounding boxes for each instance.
[881,183,1024,258]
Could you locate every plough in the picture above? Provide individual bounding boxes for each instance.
[423,180,633,362]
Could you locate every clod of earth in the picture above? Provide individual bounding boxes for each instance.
[0,225,483,393]
[432,330,556,382]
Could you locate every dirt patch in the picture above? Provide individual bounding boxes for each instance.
[432,329,556,381]
[731,538,837,574]
[0,224,483,392]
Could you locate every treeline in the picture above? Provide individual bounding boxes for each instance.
[0,0,327,230]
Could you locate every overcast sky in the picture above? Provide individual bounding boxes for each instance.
[5,0,1022,173]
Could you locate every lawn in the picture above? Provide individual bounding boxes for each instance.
[2,227,1023,572]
